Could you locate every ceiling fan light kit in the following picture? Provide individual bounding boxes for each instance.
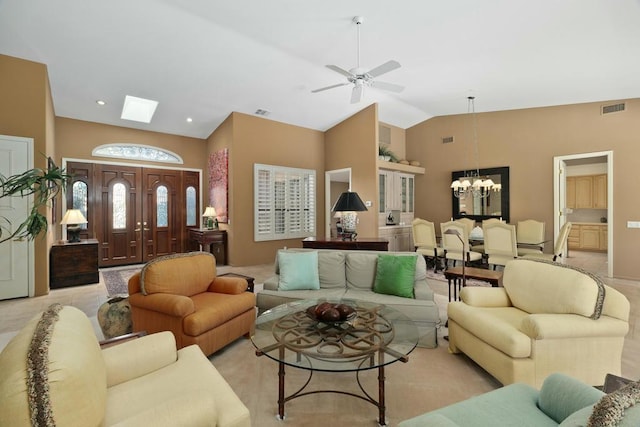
[311,16,404,104]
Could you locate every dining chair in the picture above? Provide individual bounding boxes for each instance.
[472,218,505,254]
[523,222,573,262]
[412,218,444,272]
[517,219,546,256]
[484,222,518,270]
[455,218,475,236]
[440,220,483,268]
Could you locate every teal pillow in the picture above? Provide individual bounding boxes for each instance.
[278,251,320,291]
[373,254,417,299]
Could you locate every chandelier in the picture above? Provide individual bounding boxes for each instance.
[450,96,501,199]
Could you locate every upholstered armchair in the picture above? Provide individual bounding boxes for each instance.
[128,252,256,356]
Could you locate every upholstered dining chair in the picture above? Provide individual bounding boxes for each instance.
[455,218,475,237]
[516,219,546,256]
[523,222,573,262]
[484,222,518,269]
[472,218,505,253]
[440,220,483,268]
[412,218,444,272]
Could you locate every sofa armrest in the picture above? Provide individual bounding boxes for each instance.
[399,413,461,427]
[414,280,434,301]
[520,314,629,339]
[209,276,246,294]
[460,287,512,307]
[128,293,195,317]
[263,275,280,291]
[102,331,178,387]
[109,393,217,427]
[538,373,605,423]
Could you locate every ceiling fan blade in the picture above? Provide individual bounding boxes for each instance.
[371,80,405,93]
[350,85,363,104]
[311,82,350,93]
[367,60,401,78]
[326,65,354,78]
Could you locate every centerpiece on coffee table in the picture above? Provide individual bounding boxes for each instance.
[305,301,357,324]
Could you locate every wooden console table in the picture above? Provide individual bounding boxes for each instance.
[50,239,99,289]
[188,228,227,265]
[302,237,389,251]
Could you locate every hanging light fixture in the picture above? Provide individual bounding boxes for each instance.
[451,96,501,199]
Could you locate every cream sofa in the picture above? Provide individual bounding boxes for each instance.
[0,304,250,427]
[447,259,630,388]
[256,248,441,348]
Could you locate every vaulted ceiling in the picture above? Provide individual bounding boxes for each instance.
[1,0,639,139]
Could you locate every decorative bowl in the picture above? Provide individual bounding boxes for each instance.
[305,302,357,324]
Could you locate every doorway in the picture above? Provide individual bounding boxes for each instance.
[554,151,613,277]
[0,135,34,300]
[65,160,201,267]
[325,168,351,238]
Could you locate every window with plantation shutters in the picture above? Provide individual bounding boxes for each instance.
[254,164,315,241]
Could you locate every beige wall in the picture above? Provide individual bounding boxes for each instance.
[222,112,325,266]
[325,104,379,237]
[380,121,407,161]
[0,54,54,296]
[407,98,640,280]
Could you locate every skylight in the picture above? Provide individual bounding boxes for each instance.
[121,95,158,123]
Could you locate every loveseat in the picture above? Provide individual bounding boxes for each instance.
[128,252,256,356]
[256,248,441,347]
[0,304,250,426]
[399,373,640,426]
[448,259,630,388]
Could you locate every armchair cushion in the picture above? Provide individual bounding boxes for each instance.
[278,251,320,291]
[503,259,604,319]
[538,373,605,423]
[373,254,417,298]
[141,252,216,296]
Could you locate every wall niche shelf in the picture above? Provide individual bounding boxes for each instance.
[376,160,425,175]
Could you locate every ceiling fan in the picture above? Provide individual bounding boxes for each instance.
[312,16,405,104]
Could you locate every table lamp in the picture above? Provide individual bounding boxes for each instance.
[61,209,88,243]
[332,191,368,240]
[202,206,218,229]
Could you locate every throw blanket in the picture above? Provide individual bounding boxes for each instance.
[27,303,63,427]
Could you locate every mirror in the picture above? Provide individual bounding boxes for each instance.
[451,166,510,223]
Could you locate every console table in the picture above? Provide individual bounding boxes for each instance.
[302,237,389,251]
[188,228,227,265]
[50,239,99,289]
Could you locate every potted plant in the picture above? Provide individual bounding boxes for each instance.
[378,145,398,162]
[0,157,71,244]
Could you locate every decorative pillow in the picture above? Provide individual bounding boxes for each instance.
[587,380,640,426]
[278,251,320,291]
[373,254,417,299]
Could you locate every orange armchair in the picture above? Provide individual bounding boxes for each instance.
[128,252,256,356]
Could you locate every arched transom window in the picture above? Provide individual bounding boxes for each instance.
[92,143,183,164]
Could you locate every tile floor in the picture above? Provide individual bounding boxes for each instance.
[1,250,638,380]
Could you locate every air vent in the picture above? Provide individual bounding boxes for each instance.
[255,109,271,116]
[601,103,625,115]
[379,124,391,145]
[442,136,455,144]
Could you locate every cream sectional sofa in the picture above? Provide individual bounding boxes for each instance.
[0,304,250,427]
[256,248,442,348]
[447,259,630,388]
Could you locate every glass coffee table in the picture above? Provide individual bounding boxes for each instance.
[251,298,419,426]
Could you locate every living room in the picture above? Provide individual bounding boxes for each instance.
[2,2,640,425]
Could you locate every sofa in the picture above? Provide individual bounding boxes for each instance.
[448,259,630,388]
[0,304,251,427]
[128,252,256,356]
[399,373,640,426]
[256,248,441,348]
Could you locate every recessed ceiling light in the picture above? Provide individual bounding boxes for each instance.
[96,100,106,106]
[186,117,193,123]
[121,95,158,123]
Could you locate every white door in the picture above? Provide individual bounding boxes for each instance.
[0,135,33,300]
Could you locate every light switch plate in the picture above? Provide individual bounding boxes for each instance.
[627,221,640,228]
[365,200,372,207]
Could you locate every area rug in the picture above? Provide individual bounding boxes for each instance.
[101,267,140,297]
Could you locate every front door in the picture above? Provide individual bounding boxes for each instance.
[142,168,182,261]
[0,135,33,300]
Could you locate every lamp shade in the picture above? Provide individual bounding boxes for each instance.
[332,191,368,212]
[60,209,87,225]
[202,206,217,218]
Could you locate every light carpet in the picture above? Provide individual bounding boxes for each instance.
[101,267,140,297]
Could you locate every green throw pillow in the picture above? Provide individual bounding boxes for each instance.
[373,254,417,299]
[278,251,320,291]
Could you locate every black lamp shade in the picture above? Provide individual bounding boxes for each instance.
[332,191,368,212]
